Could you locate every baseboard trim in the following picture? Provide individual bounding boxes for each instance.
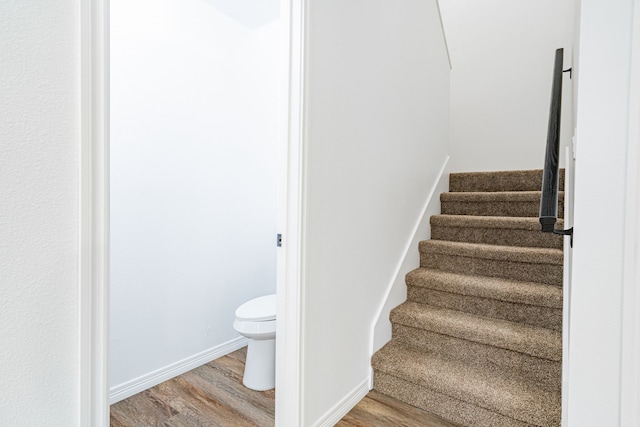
[109,336,248,405]
[313,377,370,427]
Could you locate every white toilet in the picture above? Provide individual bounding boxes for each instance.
[233,294,277,391]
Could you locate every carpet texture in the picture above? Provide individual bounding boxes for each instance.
[372,169,564,427]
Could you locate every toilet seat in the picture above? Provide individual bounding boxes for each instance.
[235,294,276,322]
[233,318,276,338]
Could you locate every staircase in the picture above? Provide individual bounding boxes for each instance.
[372,169,565,427]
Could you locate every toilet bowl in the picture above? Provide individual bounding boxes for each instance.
[233,294,276,391]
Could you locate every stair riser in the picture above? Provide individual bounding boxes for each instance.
[374,371,556,427]
[391,305,561,361]
[407,286,562,331]
[406,269,564,311]
[392,324,561,391]
[431,225,563,249]
[420,253,563,287]
[373,168,565,426]
[441,200,565,218]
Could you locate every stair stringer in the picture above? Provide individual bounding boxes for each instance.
[371,156,449,356]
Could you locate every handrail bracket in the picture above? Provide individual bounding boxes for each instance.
[553,227,573,247]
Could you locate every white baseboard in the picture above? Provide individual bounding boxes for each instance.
[313,377,370,427]
[109,336,248,404]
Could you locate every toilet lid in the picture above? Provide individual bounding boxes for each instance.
[235,294,276,322]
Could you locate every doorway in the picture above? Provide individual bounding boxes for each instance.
[109,0,280,403]
[79,0,304,424]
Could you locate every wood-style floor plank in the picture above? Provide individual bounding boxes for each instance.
[336,391,462,427]
[110,388,179,426]
[110,348,274,427]
[180,365,274,425]
[111,347,461,427]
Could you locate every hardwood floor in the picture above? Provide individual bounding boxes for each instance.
[337,391,460,427]
[110,348,275,426]
[110,347,460,426]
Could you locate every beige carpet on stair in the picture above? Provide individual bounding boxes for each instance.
[371,169,564,427]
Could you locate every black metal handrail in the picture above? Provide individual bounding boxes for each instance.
[539,48,573,243]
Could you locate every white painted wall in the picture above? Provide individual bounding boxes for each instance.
[571,0,582,136]
[620,4,640,425]
[567,0,636,424]
[110,0,279,394]
[5,2,637,425]
[0,1,79,425]
[301,0,450,424]
[371,159,449,354]
[438,0,575,172]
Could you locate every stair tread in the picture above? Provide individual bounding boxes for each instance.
[430,214,564,230]
[441,190,564,202]
[406,268,563,309]
[430,215,564,249]
[374,168,565,425]
[420,240,563,265]
[391,323,562,391]
[449,169,564,193]
[374,371,536,427]
[372,341,561,426]
[390,302,561,360]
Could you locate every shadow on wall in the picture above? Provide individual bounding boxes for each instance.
[201,0,279,28]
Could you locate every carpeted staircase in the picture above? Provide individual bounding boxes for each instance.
[372,169,565,427]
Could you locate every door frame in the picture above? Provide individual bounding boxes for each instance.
[275,0,306,425]
[79,0,305,424]
[621,0,640,423]
[79,0,109,424]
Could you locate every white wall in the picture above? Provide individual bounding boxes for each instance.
[567,0,636,424]
[0,1,79,425]
[371,161,449,354]
[110,0,279,394]
[439,0,575,173]
[301,0,450,424]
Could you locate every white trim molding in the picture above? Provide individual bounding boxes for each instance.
[109,337,248,405]
[621,1,640,424]
[435,0,453,69]
[313,378,370,427]
[79,0,110,425]
[275,0,306,425]
[561,146,573,427]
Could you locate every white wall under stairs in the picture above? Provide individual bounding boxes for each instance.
[299,0,450,424]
